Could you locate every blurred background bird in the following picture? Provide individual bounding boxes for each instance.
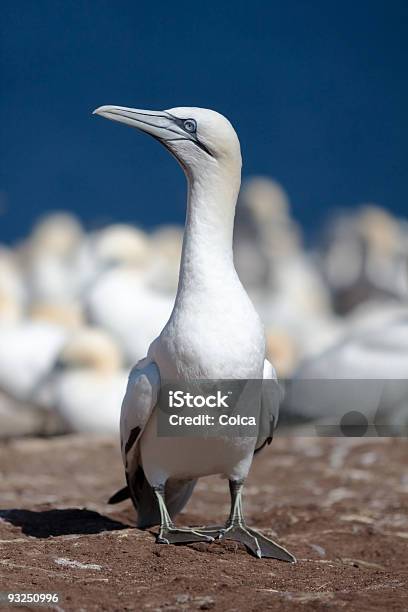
[0,178,407,437]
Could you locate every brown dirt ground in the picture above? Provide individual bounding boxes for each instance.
[0,433,407,611]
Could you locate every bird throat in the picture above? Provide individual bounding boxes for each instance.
[176,170,240,297]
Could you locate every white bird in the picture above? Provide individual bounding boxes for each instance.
[94,104,295,561]
[86,266,173,365]
[234,177,301,290]
[233,177,336,365]
[0,299,84,436]
[0,320,68,402]
[321,205,408,313]
[21,212,84,303]
[49,327,128,433]
[83,223,174,364]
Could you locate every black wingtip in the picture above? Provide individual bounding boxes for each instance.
[254,436,273,455]
[108,485,130,504]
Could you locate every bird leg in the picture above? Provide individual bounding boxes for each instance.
[153,485,214,545]
[217,479,296,561]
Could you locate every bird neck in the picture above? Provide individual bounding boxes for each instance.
[177,165,241,295]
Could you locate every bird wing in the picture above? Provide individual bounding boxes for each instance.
[112,357,196,526]
[120,357,161,468]
[108,358,160,505]
[254,359,283,454]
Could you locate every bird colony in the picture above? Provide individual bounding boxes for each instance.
[0,181,407,437]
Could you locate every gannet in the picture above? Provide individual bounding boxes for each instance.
[234,176,337,366]
[72,223,151,303]
[234,177,299,290]
[84,224,173,364]
[50,327,128,433]
[0,320,68,401]
[22,213,84,303]
[321,206,408,314]
[86,266,173,365]
[94,104,295,561]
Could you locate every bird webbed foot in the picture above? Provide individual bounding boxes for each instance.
[156,526,214,545]
[192,525,225,538]
[220,523,296,562]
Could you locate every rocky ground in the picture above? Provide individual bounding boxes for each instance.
[0,433,407,611]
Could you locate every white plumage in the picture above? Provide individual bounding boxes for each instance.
[51,327,128,433]
[0,321,67,402]
[94,104,294,561]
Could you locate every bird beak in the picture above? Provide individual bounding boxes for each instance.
[92,105,178,141]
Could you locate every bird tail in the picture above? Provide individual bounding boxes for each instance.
[127,466,196,528]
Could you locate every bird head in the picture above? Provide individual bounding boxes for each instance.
[93,105,241,180]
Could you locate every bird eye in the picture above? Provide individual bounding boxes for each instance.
[183,119,196,133]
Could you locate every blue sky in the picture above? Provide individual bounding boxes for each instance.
[1,0,407,242]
